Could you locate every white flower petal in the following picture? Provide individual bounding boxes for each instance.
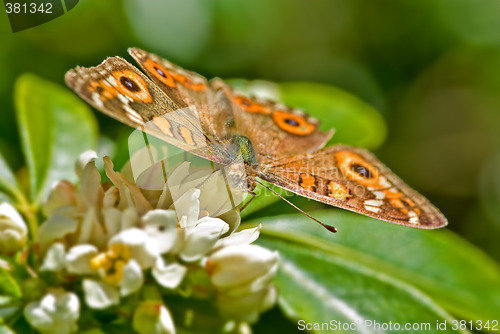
[142,210,178,254]
[216,286,277,323]
[172,188,200,228]
[109,228,159,268]
[24,290,80,334]
[207,245,278,292]
[41,243,66,272]
[24,301,54,332]
[102,207,123,237]
[156,182,173,210]
[166,161,191,198]
[216,209,241,235]
[152,257,187,289]
[83,279,119,309]
[104,156,153,216]
[102,186,119,208]
[214,225,261,249]
[65,244,98,274]
[122,207,140,230]
[42,181,77,217]
[79,156,103,210]
[120,260,144,296]
[197,169,245,218]
[178,169,211,195]
[75,150,98,177]
[179,217,229,262]
[37,214,78,252]
[75,208,102,246]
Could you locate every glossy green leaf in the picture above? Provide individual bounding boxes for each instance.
[246,209,500,325]
[14,74,98,206]
[279,82,387,149]
[258,237,468,334]
[0,267,21,299]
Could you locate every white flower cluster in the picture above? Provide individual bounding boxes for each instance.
[21,151,278,334]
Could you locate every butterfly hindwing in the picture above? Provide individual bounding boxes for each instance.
[211,79,334,159]
[260,145,447,228]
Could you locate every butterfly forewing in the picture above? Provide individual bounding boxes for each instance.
[260,145,447,229]
[65,56,229,165]
[129,48,233,143]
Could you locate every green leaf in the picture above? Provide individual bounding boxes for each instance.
[279,82,387,149]
[0,193,13,206]
[247,209,500,325]
[0,267,22,299]
[0,324,15,334]
[258,237,468,334]
[14,74,98,205]
[240,182,282,219]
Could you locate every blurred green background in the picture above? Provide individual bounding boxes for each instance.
[1,0,500,272]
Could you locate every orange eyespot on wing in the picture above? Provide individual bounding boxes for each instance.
[272,110,316,135]
[335,151,381,187]
[89,81,117,101]
[143,59,176,88]
[173,74,206,91]
[234,96,270,114]
[112,70,153,103]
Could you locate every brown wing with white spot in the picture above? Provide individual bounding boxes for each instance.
[210,79,334,160]
[65,56,229,164]
[260,145,448,229]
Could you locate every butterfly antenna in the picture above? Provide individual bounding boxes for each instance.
[255,179,337,233]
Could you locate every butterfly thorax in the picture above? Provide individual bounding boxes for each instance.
[230,135,257,165]
[223,135,260,193]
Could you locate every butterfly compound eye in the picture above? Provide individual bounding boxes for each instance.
[272,110,315,135]
[144,59,176,88]
[112,70,152,103]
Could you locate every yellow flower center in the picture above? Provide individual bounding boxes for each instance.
[90,243,132,285]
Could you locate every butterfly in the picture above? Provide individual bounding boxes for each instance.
[65,48,448,232]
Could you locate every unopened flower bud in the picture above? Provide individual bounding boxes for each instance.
[0,203,28,255]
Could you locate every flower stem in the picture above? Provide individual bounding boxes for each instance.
[15,191,39,236]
